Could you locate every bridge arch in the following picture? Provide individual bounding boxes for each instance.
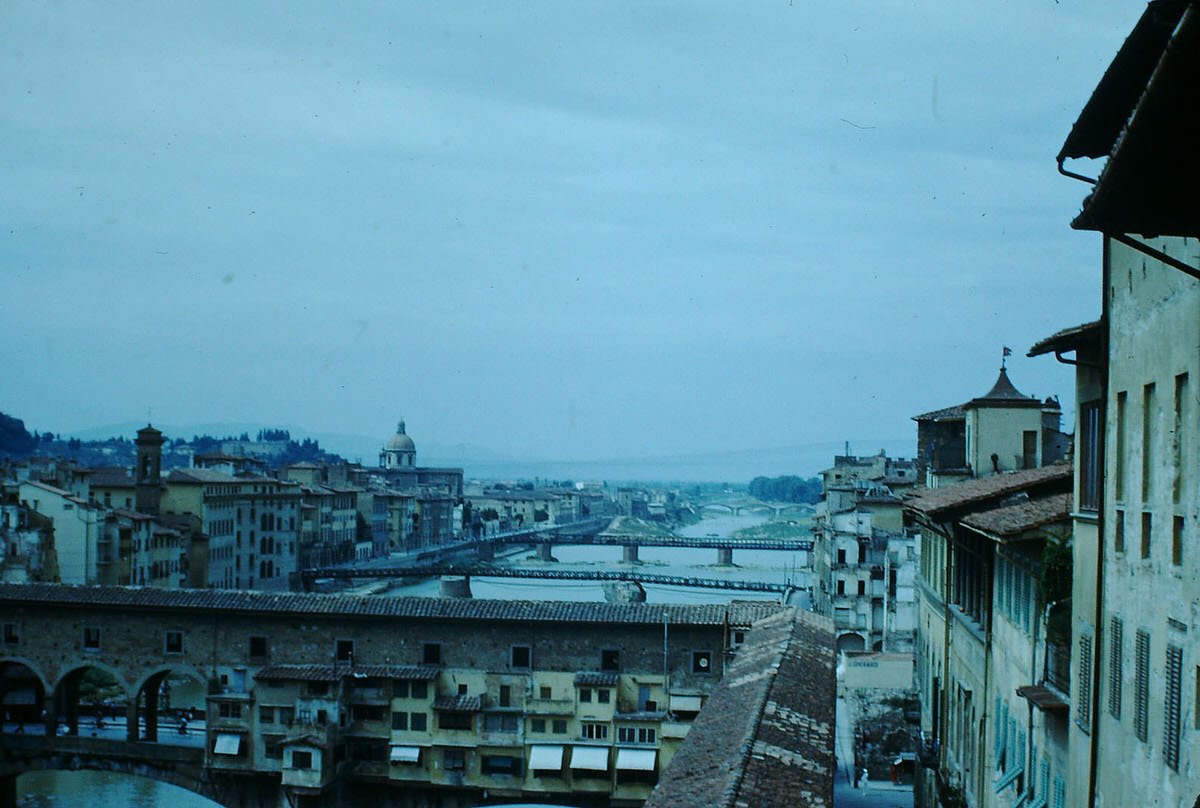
[1,656,53,694]
[701,503,736,514]
[835,632,867,654]
[50,663,132,738]
[1,659,49,732]
[4,758,227,808]
[131,664,210,742]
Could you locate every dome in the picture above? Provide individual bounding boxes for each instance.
[385,420,416,452]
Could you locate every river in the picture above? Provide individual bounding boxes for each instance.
[17,513,809,805]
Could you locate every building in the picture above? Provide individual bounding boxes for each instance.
[914,367,1067,489]
[908,464,1073,808]
[1034,3,1200,806]
[811,452,921,654]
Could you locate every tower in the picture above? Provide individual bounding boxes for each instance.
[135,424,164,514]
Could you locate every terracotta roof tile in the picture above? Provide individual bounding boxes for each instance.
[433,694,481,712]
[962,492,1072,538]
[255,664,438,682]
[904,464,1072,518]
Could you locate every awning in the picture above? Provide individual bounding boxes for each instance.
[213,733,242,756]
[570,746,609,771]
[529,744,564,770]
[670,695,702,712]
[993,764,1023,793]
[390,746,421,764]
[616,748,657,771]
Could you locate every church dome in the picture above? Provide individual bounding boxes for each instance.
[385,420,416,452]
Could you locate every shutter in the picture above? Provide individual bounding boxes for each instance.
[1052,775,1066,808]
[1109,616,1123,719]
[1076,634,1092,732]
[1135,629,1150,742]
[1164,644,1182,770]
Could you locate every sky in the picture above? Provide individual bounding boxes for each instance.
[1,1,1140,464]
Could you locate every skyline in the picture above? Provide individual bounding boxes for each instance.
[1,1,1133,461]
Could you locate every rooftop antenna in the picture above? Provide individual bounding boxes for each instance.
[844,440,851,457]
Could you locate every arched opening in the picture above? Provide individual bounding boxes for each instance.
[52,665,127,738]
[133,666,210,744]
[1,660,47,734]
[836,632,866,654]
[17,769,223,808]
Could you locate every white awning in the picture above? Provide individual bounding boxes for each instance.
[389,745,421,763]
[616,748,657,771]
[529,744,564,770]
[670,695,702,712]
[570,745,610,771]
[213,733,241,755]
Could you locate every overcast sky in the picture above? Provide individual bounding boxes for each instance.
[1,1,1137,461]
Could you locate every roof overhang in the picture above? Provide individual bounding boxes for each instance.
[1027,320,1103,358]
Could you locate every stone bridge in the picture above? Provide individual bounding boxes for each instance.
[698,501,812,517]
[0,582,786,807]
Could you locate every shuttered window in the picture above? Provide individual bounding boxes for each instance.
[1076,633,1092,733]
[1109,616,1123,719]
[1164,644,1182,770]
[1078,399,1102,510]
[1134,629,1150,742]
[1052,775,1066,808]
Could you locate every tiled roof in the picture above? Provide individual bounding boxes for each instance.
[961,492,1072,538]
[1028,320,1102,358]
[912,403,966,422]
[574,672,620,687]
[86,467,135,487]
[255,664,439,682]
[644,608,835,808]
[433,694,481,712]
[0,584,785,627]
[166,468,240,484]
[903,464,1072,519]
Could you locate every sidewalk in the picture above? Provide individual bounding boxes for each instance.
[834,695,913,807]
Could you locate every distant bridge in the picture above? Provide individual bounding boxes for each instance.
[492,533,812,552]
[300,564,792,594]
[698,500,814,517]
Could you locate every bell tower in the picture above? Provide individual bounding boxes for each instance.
[135,424,164,514]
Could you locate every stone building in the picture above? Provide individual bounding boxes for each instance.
[1030,3,1200,806]
[811,452,920,654]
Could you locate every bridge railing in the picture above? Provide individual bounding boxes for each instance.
[2,733,204,764]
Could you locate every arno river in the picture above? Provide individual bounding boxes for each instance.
[16,513,808,807]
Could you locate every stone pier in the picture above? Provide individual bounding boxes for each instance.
[716,548,734,565]
[622,545,640,563]
[536,543,556,562]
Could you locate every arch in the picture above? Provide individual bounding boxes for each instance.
[701,503,736,514]
[836,632,866,654]
[54,661,132,700]
[132,662,210,701]
[1,659,48,731]
[0,655,53,694]
[5,758,225,807]
[132,664,210,742]
[51,663,131,738]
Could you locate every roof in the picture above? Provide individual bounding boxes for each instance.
[912,403,966,422]
[1028,320,1103,358]
[255,664,439,682]
[86,467,135,488]
[965,368,1042,409]
[904,464,1073,519]
[0,584,787,627]
[1016,684,1069,713]
[961,492,1073,538]
[166,468,240,484]
[433,694,481,712]
[644,608,835,808]
[1062,1,1200,236]
[574,672,620,687]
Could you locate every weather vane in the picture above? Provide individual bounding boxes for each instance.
[1002,346,1012,369]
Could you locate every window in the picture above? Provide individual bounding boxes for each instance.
[259,706,274,723]
[857,580,866,596]
[1134,629,1150,742]
[692,650,713,674]
[836,548,846,564]
[335,639,354,663]
[481,755,522,776]
[438,712,472,730]
[264,740,283,760]
[600,649,620,671]
[392,712,408,730]
[410,712,426,731]
[639,727,656,743]
[1141,512,1152,559]
[483,713,519,732]
[579,688,592,703]
[422,643,441,665]
[531,718,546,733]
[249,635,268,661]
[1114,510,1125,553]
[1143,383,1156,500]
[291,750,313,769]
[836,579,845,595]
[1116,390,1128,500]
[278,707,294,724]
[410,681,427,700]
[457,683,468,696]
[1173,516,1184,566]
[1109,617,1123,719]
[552,719,567,734]
[511,645,531,668]
[1079,399,1102,510]
[597,689,611,704]
[394,680,409,699]
[1174,373,1188,502]
[1076,634,1092,733]
[3,623,19,645]
[217,702,242,719]
[733,630,745,645]
[498,685,511,707]
[83,626,101,651]
[539,685,552,699]
[581,722,608,739]
[1165,644,1183,770]
[443,749,465,771]
[618,726,635,743]
[1022,430,1038,469]
[164,630,184,654]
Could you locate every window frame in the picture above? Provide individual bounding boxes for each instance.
[83,626,101,652]
[510,644,531,669]
[692,650,714,674]
[164,629,184,655]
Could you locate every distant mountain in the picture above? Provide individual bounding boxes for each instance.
[60,421,912,484]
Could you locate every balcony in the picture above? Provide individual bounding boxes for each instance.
[1044,641,1070,695]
